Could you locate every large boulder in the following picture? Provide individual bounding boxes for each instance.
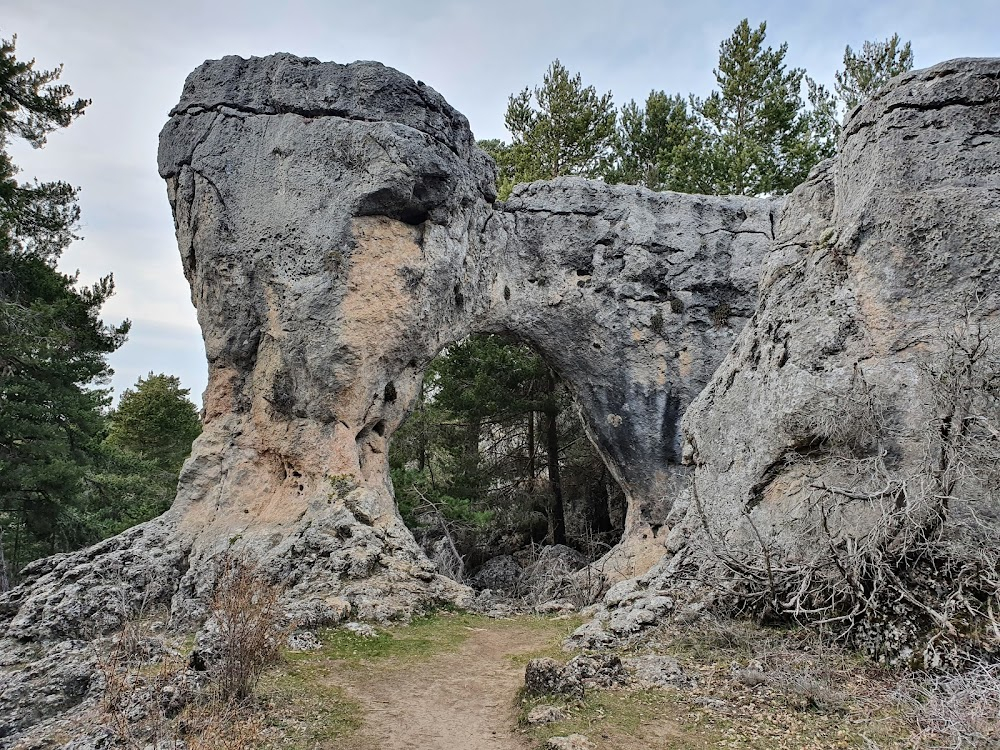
[588,59,1000,666]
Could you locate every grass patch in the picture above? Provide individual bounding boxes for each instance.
[520,688,721,750]
[506,614,585,667]
[311,610,491,663]
[258,657,363,749]
[515,615,918,749]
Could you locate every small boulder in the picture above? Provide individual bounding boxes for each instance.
[546,734,594,750]
[342,622,378,638]
[525,704,566,725]
[626,655,689,687]
[287,630,323,651]
[467,555,523,596]
[524,657,583,699]
[565,653,629,688]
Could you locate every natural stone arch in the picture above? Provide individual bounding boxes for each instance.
[3,52,1000,742]
[3,54,779,640]
[153,54,779,604]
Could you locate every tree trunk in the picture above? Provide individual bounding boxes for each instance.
[544,372,566,545]
[527,411,535,481]
[0,527,8,593]
[417,379,426,472]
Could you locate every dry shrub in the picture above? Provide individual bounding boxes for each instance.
[98,618,186,747]
[183,701,265,750]
[210,554,287,701]
[698,312,1000,667]
[901,661,1000,749]
[97,555,284,748]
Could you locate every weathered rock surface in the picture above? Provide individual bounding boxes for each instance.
[4,53,774,646]
[584,59,1000,664]
[2,53,999,743]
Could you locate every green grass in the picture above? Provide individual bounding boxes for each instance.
[259,655,364,749]
[301,610,582,665]
[307,610,491,662]
[264,610,582,749]
[519,687,720,750]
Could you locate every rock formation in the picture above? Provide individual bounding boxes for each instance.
[584,59,1000,666]
[2,53,999,743]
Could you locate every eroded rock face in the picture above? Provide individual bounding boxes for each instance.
[2,53,773,648]
[589,59,1000,664]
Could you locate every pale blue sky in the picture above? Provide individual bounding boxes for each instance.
[5,0,998,405]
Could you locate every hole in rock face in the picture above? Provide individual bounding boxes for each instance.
[387,333,626,579]
[384,382,397,403]
[373,420,387,437]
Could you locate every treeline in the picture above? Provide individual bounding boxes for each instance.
[482,21,913,198]
[0,35,201,584]
[389,22,914,565]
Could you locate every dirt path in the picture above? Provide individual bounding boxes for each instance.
[333,622,550,750]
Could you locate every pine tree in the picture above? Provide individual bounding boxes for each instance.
[836,34,914,111]
[697,19,824,196]
[497,60,615,198]
[608,91,710,192]
[105,373,201,474]
[0,33,128,578]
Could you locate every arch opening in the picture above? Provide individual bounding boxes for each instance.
[387,332,627,587]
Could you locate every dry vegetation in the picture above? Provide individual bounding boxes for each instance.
[96,555,286,749]
[694,312,1000,668]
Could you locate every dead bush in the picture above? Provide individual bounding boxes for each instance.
[210,554,287,701]
[900,661,1000,749]
[696,310,1000,667]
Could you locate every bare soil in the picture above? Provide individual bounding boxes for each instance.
[334,622,544,750]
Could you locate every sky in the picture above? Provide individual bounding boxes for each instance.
[5,0,998,406]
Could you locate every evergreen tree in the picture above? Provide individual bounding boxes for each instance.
[0,33,128,579]
[696,19,828,196]
[836,33,914,111]
[607,91,710,192]
[497,60,615,198]
[105,372,201,474]
[390,335,623,552]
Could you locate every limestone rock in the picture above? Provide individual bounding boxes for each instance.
[524,657,583,699]
[626,655,690,687]
[546,734,595,750]
[2,53,999,744]
[602,59,1000,661]
[564,653,630,688]
[526,704,566,725]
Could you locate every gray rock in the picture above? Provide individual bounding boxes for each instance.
[287,630,323,651]
[342,621,379,638]
[564,653,630,688]
[626,655,690,687]
[589,58,1000,661]
[546,735,595,750]
[3,54,1000,743]
[2,53,775,651]
[467,555,523,595]
[526,704,566,725]
[524,657,583,699]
